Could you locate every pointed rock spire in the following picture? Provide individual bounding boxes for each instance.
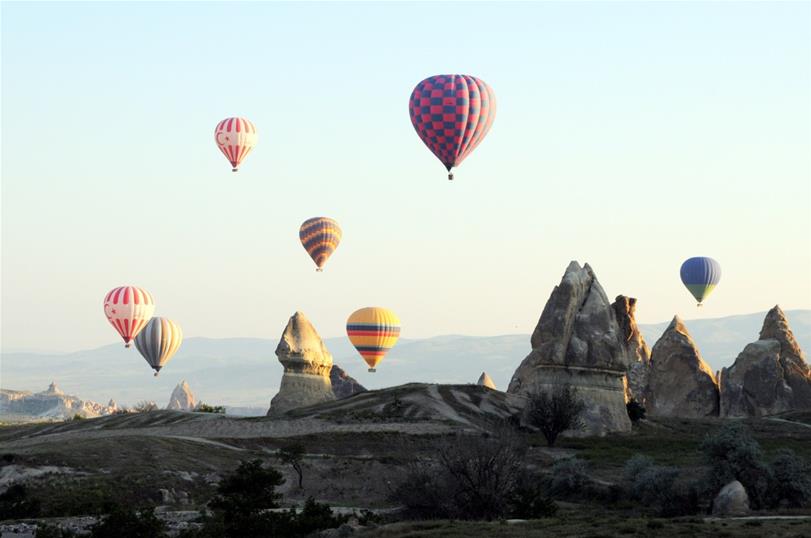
[167,380,196,411]
[721,307,811,417]
[477,372,496,390]
[647,316,719,417]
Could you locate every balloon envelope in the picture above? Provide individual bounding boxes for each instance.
[133,317,183,376]
[409,74,496,179]
[214,117,257,171]
[680,257,721,305]
[346,307,401,372]
[299,217,342,271]
[103,286,155,347]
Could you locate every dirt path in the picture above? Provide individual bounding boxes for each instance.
[765,417,811,430]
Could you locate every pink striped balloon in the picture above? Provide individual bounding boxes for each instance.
[103,286,155,347]
[214,117,258,172]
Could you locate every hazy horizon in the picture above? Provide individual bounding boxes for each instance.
[3,2,810,352]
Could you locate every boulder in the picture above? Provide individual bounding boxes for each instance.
[477,372,496,390]
[268,312,336,416]
[508,261,633,436]
[167,380,196,411]
[720,306,811,417]
[712,480,749,517]
[646,316,719,417]
[330,364,366,400]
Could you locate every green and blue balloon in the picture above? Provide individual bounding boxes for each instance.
[680,257,721,307]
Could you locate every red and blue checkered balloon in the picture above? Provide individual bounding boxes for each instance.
[409,75,496,180]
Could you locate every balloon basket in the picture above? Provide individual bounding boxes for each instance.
[697,303,703,308]
[154,372,159,377]
[448,173,454,180]
[125,343,131,348]
[316,268,323,272]
[232,168,238,172]
[368,368,376,373]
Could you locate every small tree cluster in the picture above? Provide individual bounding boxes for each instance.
[702,422,811,509]
[389,429,556,520]
[89,505,167,538]
[194,403,226,414]
[523,385,586,447]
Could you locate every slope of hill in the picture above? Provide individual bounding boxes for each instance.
[1,310,808,409]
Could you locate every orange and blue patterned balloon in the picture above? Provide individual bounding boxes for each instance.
[680,257,721,306]
[409,74,496,180]
[346,307,401,372]
[299,217,342,271]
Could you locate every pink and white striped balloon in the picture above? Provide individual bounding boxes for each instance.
[103,286,155,347]
[214,117,257,172]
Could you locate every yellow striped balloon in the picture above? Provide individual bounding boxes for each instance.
[133,317,183,377]
[299,217,342,271]
[346,307,401,372]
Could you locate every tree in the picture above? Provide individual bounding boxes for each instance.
[0,484,40,520]
[279,444,305,489]
[626,399,646,422]
[195,403,226,414]
[209,459,284,523]
[523,385,586,447]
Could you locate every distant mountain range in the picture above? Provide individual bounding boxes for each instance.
[1,310,808,409]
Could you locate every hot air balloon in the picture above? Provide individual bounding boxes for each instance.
[133,317,183,376]
[409,74,496,180]
[299,217,342,271]
[346,307,400,372]
[214,117,257,171]
[680,257,721,307]
[103,286,155,347]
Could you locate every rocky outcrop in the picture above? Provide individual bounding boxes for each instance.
[720,306,811,417]
[508,261,634,436]
[268,312,336,416]
[613,296,651,403]
[166,381,196,411]
[477,372,496,389]
[646,316,719,417]
[712,480,749,516]
[0,382,118,420]
[330,364,366,400]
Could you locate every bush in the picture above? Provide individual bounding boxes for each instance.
[71,414,86,421]
[389,430,540,520]
[292,496,349,535]
[89,505,167,538]
[626,399,646,422]
[701,422,771,509]
[195,403,225,414]
[0,484,41,520]
[523,385,586,447]
[767,448,811,508]
[507,473,557,518]
[623,454,698,517]
[548,457,591,498]
[1,454,15,464]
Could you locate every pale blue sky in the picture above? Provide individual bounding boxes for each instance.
[2,1,810,352]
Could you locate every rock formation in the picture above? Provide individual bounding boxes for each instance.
[268,312,336,416]
[0,382,118,420]
[508,261,636,436]
[477,372,496,389]
[646,316,719,417]
[330,364,366,399]
[712,480,750,516]
[166,380,196,411]
[720,306,811,417]
[613,295,651,403]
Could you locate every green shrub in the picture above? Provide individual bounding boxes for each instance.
[0,484,41,520]
[548,457,590,498]
[623,454,699,517]
[626,399,646,422]
[701,422,771,509]
[195,403,225,414]
[89,505,167,538]
[292,496,349,535]
[767,448,811,508]
[507,474,557,518]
